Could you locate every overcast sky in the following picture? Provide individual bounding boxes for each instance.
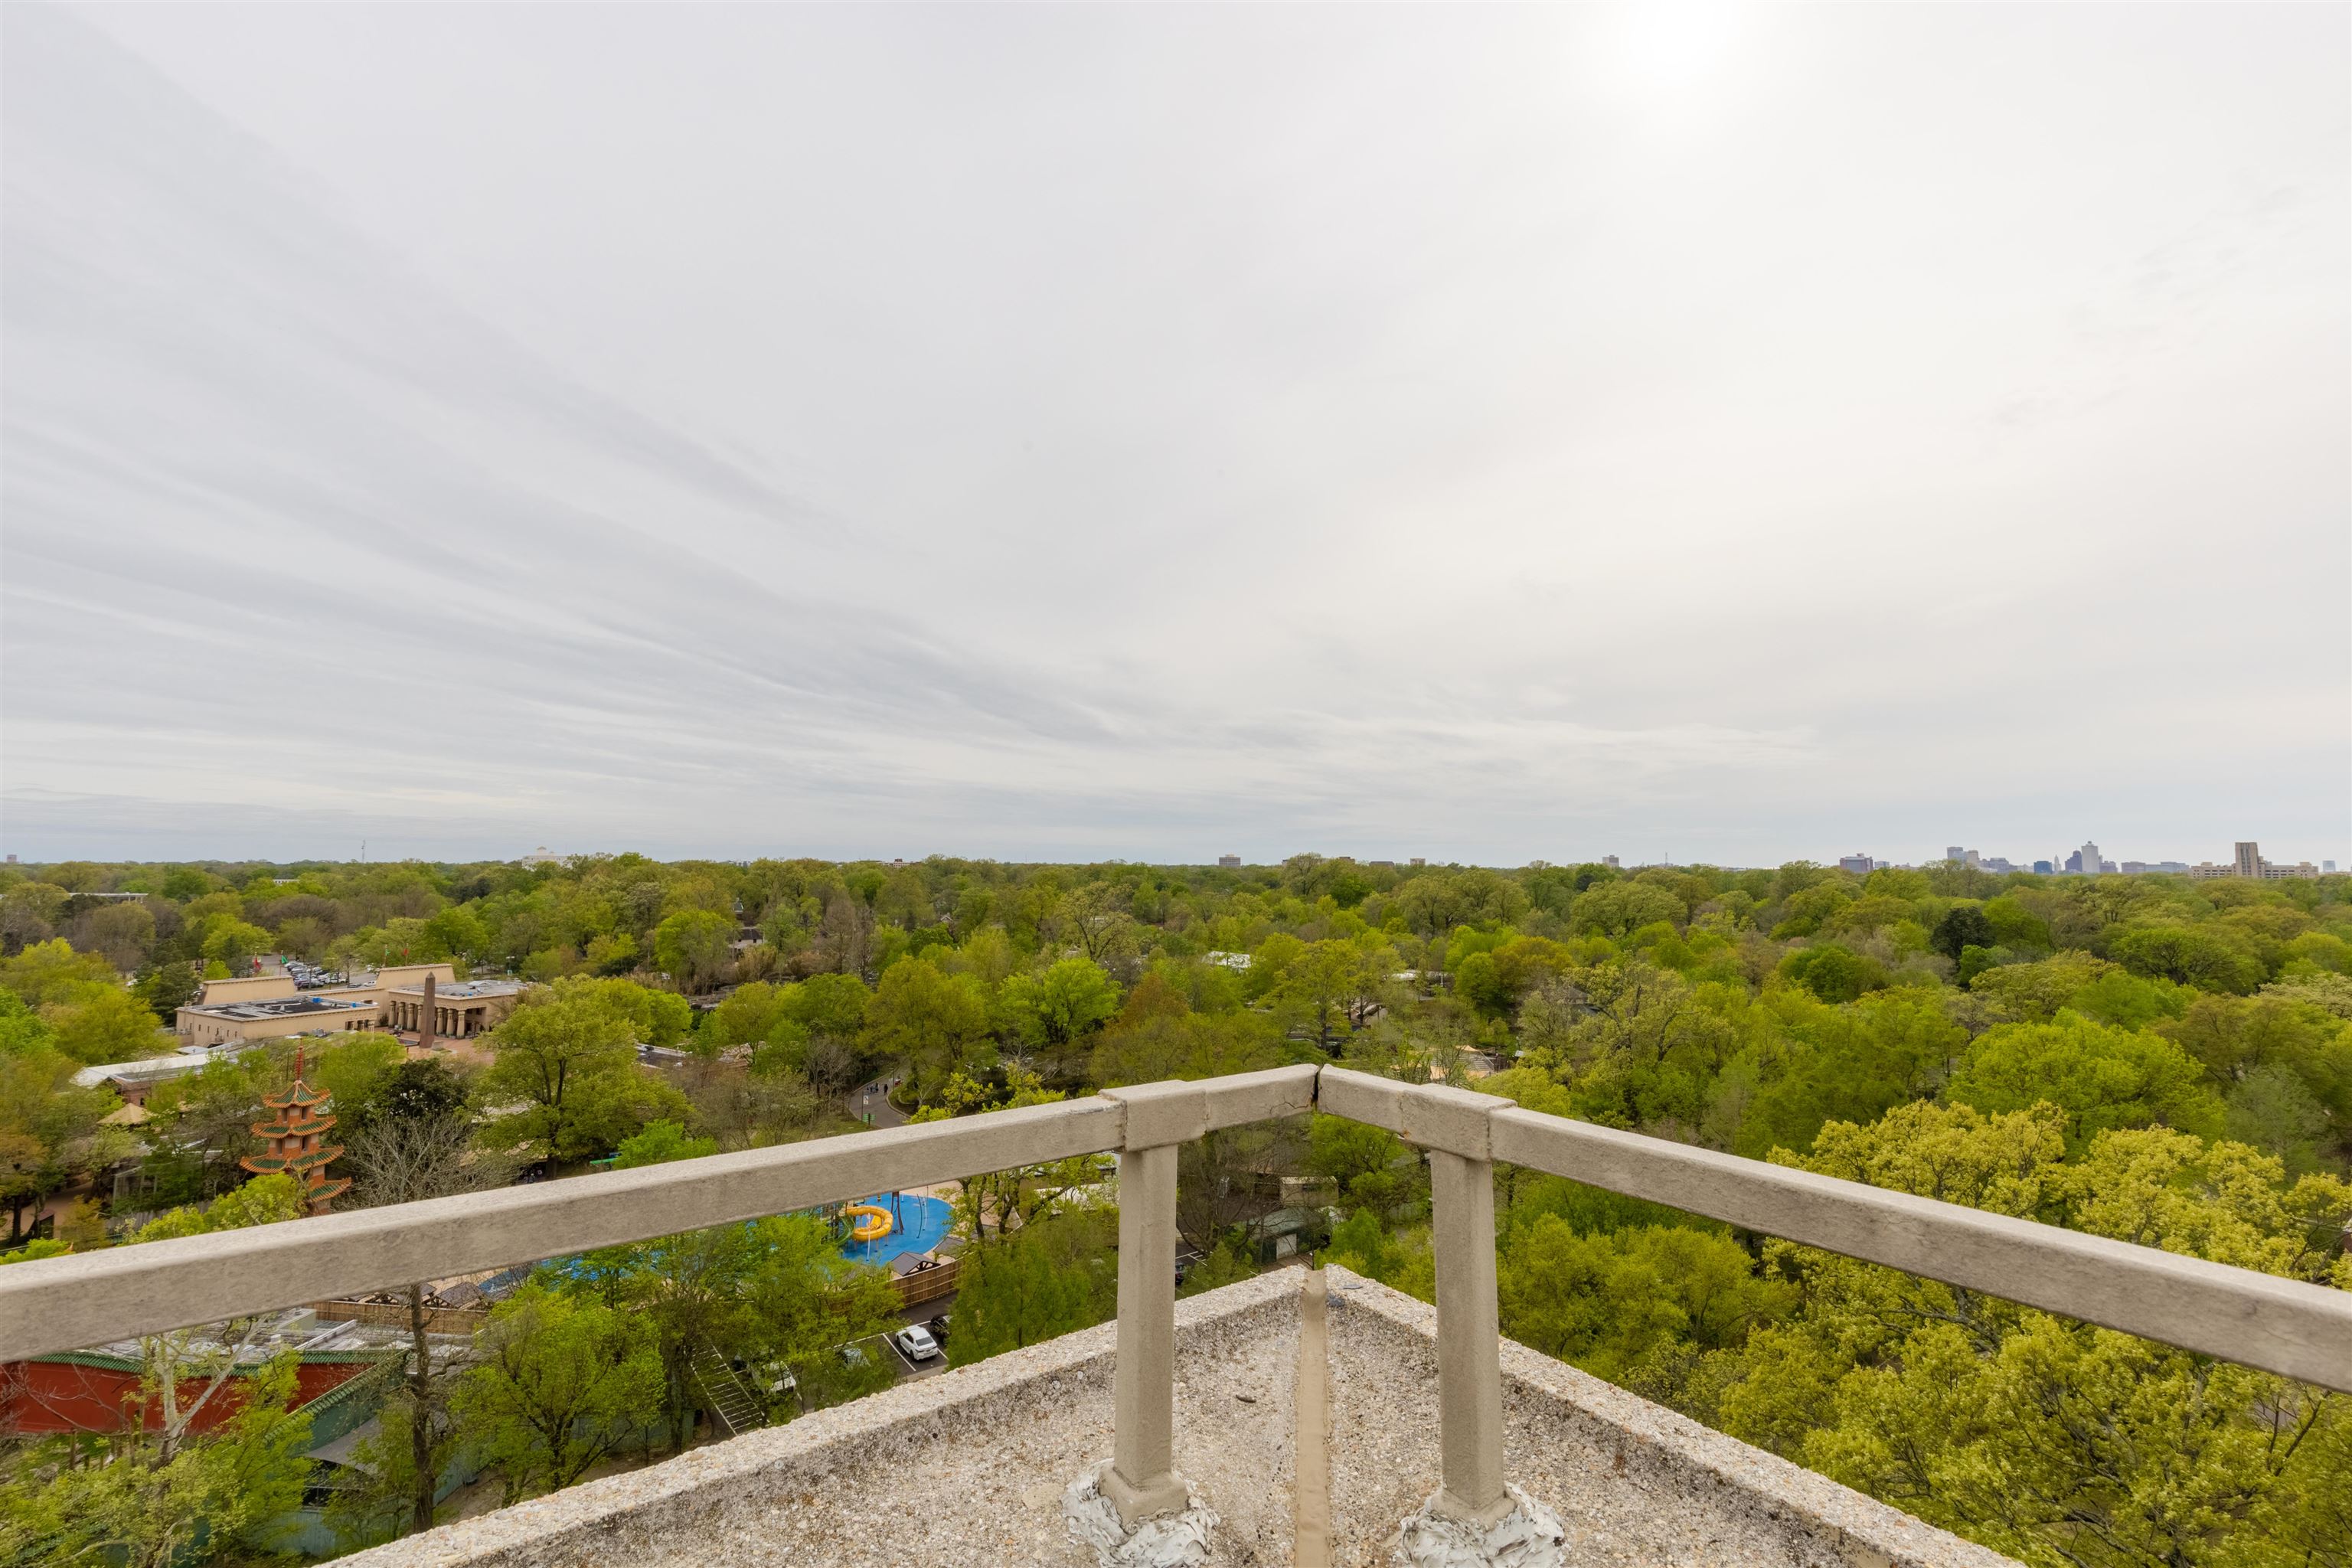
[3,4,2345,868]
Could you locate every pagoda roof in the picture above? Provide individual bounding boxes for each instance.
[251,1112,337,1139]
[263,1080,334,1111]
[244,1145,345,1177]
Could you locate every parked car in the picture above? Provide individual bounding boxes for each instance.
[734,1355,796,1399]
[893,1324,941,1362]
[926,1313,951,1345]
[838,1344,868,1368]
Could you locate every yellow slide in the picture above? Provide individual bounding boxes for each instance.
[844,1203,893,1243]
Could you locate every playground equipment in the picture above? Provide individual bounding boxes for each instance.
[827,1191,947,1263]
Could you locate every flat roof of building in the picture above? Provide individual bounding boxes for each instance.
[188,995,372,1021]
[70,1054,218,1089]
[387,978,523,1001]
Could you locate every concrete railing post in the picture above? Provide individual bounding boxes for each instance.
[1315,1071,1518,1527]
[1429,1145,1508,1524]
[1096,1082,1210,1525]
[1106,1142,1184,1523]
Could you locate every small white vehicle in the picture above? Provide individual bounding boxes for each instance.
[893,1325,942,1362]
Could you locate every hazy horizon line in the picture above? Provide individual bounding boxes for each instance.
[5,841,2341,874]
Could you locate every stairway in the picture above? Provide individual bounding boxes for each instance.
[691,1345,766,1439]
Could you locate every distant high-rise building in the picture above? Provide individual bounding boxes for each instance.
[1945,846,1966,863]
[1216,854,1240,869]
[2327,861,2338,874]
[1838,854,1874,875]
[2079,841,2102,875]
[1600,854,1620,869]
[2192,841,2317,880]
[1410,857,1426,868]
[2064,850,2084,873]
[2033,860,2053,874]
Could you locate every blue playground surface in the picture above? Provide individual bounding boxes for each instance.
[531,1192,955,1286]
[838,1192,952,1266]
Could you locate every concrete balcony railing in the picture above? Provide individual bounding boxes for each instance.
[5,1064,2348,1566]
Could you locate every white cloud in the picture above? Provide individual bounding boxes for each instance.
[2,5,2345,867]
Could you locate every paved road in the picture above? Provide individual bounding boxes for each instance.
[850,1077,910,1129]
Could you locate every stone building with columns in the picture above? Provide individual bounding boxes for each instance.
[175,964,522,1047]
[381,975,522,1039]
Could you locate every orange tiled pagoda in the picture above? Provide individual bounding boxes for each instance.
[240,1051,349,1214]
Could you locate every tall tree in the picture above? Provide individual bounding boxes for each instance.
[451,1287,664,1503]
[947,1211,1117,1367]
[653,910,736,993]
[339,1097,514,1540]
[863,959,991,1102]
[1274,940,1368,1053]
[476,978,692,1161]
[998,956,1121,1058]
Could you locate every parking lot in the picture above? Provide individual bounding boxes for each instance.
[870,1299,954,1382]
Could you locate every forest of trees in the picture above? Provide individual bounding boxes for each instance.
[2,850,2349,1566]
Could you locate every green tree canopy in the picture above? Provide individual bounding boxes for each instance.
[1717,1103,2352,1568]
[1943,1013,2223,1150]
[1929,904,1994,961]
[1307,1112,1413,1217]
[43,985,165,1066]
[1570,881,1687,939]
[2110,925,2266,995]
[947,1210,1118,1367]
[653,909,736,993]
[452,1286,664,1501]
[864,959,991,1099]
[1498,1219,1796,1391]
[998,956,1121,1051]
[478,978,694,1161]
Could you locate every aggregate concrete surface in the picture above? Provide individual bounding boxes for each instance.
[1319,1267,2020,1568]
[345,1264,2020,1568]
[342,1269,1301,1568]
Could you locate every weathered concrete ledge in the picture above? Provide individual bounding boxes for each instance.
[1320,1266,2019,1568]
[349,1266,2017,1568]
[345,1268,1302,1568]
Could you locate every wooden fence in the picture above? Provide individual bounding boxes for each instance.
[891,1256,960,1308]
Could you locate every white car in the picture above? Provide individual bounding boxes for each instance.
[893,1325,942,1362]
